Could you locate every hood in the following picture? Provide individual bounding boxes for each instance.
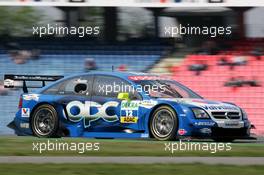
[159,98,240,112]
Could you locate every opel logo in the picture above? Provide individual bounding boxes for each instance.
[225,112,229,119]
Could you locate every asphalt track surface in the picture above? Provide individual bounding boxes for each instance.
[1,156,264,165]
[0,136,263,165]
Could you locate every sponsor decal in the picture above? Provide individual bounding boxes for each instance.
[4,79,14,88]
[66,101,119,127]
[120,100,139,123]
[13,75,61,81]
[178,129,187,135]
[120,116,138,123]
[200,128,212,134]
[224,121,239,127]
[192,99,219,104]
[128,76,170,81]
[202,105,238,111]
[20,123,29,128]
[194,121,215,126]
[139,100,157,109]
[162,99,239,112]
[217,120,244,129]
[21,108,30,118]
[121,100,139,110]
[141,133,149,138]
[23,94,39,101]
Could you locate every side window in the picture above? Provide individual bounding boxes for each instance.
[62,76,93,95]
[44,76,93,95]
[93,75,142,100]
[43,83,62,95]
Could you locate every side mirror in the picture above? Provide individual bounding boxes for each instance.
[74,83,87,94]
[117,92,130,101]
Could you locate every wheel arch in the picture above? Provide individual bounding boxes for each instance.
[30,102,56,121]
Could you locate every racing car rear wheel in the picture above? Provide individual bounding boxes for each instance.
[150,106,178,141]
[31,104,59,138]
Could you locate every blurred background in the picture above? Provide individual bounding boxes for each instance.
[0,6,263,136]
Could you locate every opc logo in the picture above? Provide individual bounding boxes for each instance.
[66,101,119,127]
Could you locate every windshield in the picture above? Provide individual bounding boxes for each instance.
[133,79,202,99]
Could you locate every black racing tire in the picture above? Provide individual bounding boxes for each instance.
[150,106,178,141]
[31,104,59,138]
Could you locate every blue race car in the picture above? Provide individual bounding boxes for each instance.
[5,72,252,141]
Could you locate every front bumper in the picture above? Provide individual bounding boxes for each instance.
[187,119,251,139]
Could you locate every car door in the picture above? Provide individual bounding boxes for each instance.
[90,75,142,132]
[55,75,94,126]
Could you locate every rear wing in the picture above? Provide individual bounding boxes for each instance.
[4,74,64,93]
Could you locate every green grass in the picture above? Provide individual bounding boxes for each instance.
[0,164,264,175]
[0,136,263,156]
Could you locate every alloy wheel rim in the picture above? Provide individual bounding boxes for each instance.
[33,108,55,136]
[152,109,174,138]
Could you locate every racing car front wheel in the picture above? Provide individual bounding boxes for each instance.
[150,106,178,141]
[31,104,59,138]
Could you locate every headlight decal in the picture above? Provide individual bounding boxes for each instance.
[191,108,210,119]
